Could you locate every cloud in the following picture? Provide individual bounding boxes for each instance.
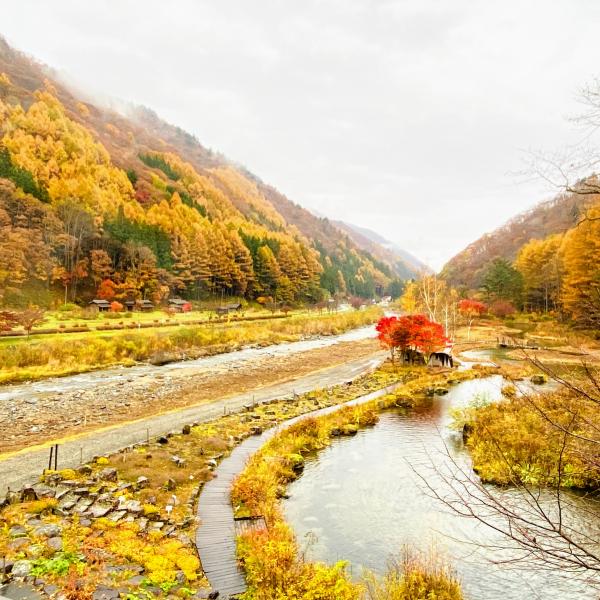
[3,0,599,270]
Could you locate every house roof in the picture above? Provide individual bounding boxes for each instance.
[218,302,242,310]
[169,298,188,305]
[90,299,111,306]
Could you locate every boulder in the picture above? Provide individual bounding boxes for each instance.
[33,524,62,538]
[46,537,63,552]
[530,374,547,385]
[31,485,55,499]
[92,586,120,600]
[98,468,118,482]
[10,560,32,578]
[88,503,113,519]
[182,425,191,435]
[9,525,27,539]
[136,476,149,489]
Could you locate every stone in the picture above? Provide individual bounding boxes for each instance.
[0,581,43,600]
[182,425,191,435]
[98,468,118,482]
[33,524,62,538]
[9,525,27,538]
[125,575,145,587]
[157,436,169,445]
[206,459,217,469]
[250,426,263,435]
[165,478,176,491]
[25,519,42,528]
[54,486,71,500]
[72,488,90,496]
[58,492,78,508]
[88,503,113,518]
[136,476,149,489]
[43,584,58,597]
[108,511,126,523]
[72,499,93,514]
[530,374,547,385]
[76,465,93,476]
[92,586,120,600]
[123,500,142,514]
[79,518,92,527]
[10,560,32,578]
[7,538,29,552]
[46,537,63,552]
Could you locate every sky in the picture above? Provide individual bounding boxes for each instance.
[3,1,600,270]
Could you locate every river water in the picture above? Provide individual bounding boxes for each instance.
[0,324,376,403]
[283,369,600,599]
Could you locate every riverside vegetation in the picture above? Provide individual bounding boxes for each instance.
[0,307,381,384]
[453,365,600,489]
[0,359,496,600]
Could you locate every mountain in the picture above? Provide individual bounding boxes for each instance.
[332,221,430,280]
[440,192,588,289]
[0,37,393,306]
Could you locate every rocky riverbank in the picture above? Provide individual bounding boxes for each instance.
[1,338,379,453]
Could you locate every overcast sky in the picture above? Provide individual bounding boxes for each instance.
[3,1,599,269]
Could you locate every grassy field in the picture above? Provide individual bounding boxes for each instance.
[0,306,300,344]
[0,307,382,384]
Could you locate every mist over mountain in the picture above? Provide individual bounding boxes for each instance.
[0,37,411,307]
[331,221,430,280]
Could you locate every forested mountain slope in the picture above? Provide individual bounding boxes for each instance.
[440,193,587,289]
[332,220,429,279]
[0,37,396,307]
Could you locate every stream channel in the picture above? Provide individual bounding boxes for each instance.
[0,325,376,403]
[283,355,599,599]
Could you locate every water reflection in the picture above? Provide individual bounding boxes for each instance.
[283,375,599,599]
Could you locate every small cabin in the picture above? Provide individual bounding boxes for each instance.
[89,299,111,313]
[139,299,154,312]
[169,298,191,313]
[428,351,454,368]
[124,300,136,312]
[215,302,242,316]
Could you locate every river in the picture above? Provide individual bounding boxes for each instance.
[0,324,376,404]
[283,366,599,599]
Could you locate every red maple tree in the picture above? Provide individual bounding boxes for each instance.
[376,314,448,364]
[375,315,399,361]
[97,278,117,301]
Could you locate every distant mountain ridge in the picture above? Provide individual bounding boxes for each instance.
[332,220,430,280]
[440,192,588,289]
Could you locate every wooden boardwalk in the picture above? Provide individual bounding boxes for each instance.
[195,380,403,598]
